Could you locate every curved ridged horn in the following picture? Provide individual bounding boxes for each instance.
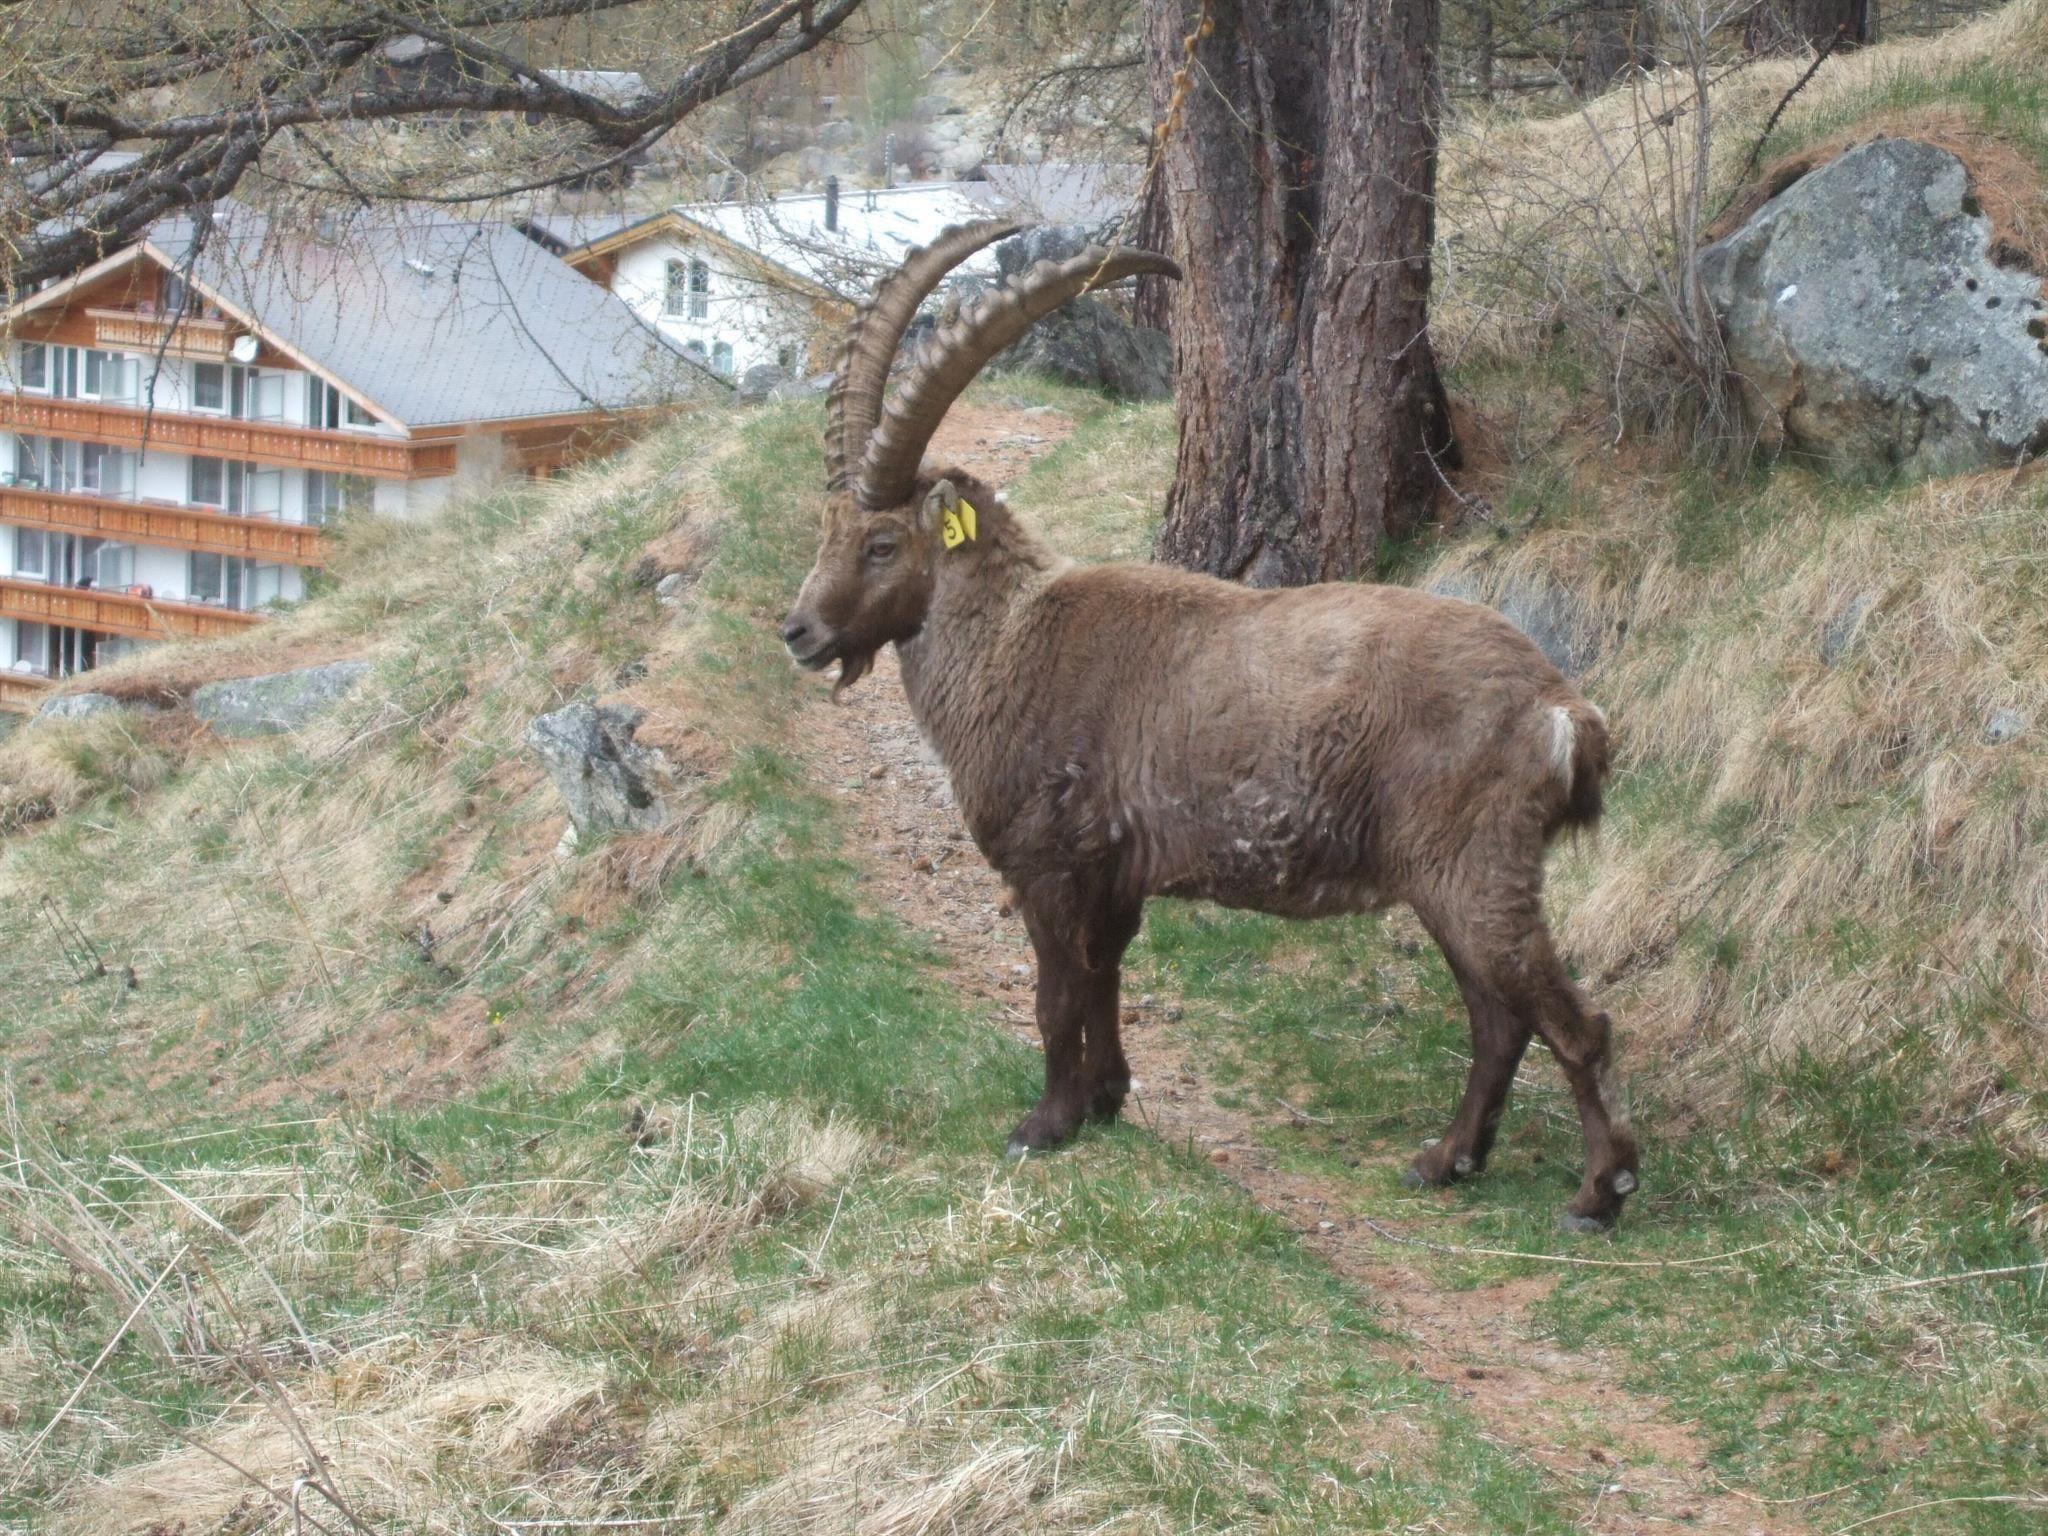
[857,245,1181,511]
[824,218,1024,492]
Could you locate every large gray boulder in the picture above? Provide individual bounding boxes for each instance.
[983,226,1172,399]
[989,297,1172,400]
[1698,137,2048,478]
[525,702,674,838]
[193,660,371,737]
[1427,570,1602,679]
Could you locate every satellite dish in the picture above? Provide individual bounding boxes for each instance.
[230,334,259,363]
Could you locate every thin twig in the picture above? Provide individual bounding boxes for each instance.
[1831,1494,2048,1533]
[1358,1215,1771,1272]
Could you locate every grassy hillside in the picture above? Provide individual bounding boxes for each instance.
[0,397,1579,1534]
[3,7,2047,1532]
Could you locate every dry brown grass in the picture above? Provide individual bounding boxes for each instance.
[1423,463,2048,1137]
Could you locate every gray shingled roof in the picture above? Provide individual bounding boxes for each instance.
[150,205,721,428]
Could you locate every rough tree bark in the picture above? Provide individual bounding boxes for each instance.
[1145,0,1455,587]
[1745,0,1873,52]
[1131,169,1175,335]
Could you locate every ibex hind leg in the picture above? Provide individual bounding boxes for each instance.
[1404,916,1535,1190]
[1517,930,1638,1231]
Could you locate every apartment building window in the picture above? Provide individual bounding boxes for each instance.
[82,444,128,497]
[305,470,372,526]
[13,621,48,674]
[188,457,278,515]
[80,349,129,400]
[15,436,59,490]
[189,455,228,507]
[306,376,376,430]
[188,554,281,610]
[684,340,707,362]
[18,343,47,392]
[712,341,733,375]
[189,551,245,608]
[688,258,710,319]
[96,543,134,590]
[193,361,226,412]
[13,528,47,579]
[663,260,688,317]
[776,343,798,371]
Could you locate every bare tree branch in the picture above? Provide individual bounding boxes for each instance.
[0,0,867,288]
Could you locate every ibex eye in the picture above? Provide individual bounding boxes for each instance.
[866,540,897,561]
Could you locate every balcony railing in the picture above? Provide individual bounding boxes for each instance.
[86,308,233,360]
[0,671,53,714]
[0,395,455,479]
[0,485,329,566]
[0,576,265,642]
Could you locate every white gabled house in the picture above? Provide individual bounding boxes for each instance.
[525,164,1141,381]
[0,203,717,711]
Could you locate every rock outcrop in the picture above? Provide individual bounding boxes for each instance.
[1698,137,2048,478]
[193,661,371,737]
[36,692,141,723]
[985,226,1174,401]
[525,702,675,838]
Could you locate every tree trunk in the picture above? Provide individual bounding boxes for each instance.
[1145,0,1454,587]
[1580,3,1657,95]
[1131,168,1175,335]
[1745,0,1871,53]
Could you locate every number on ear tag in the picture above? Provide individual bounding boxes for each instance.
[941,498,978,550]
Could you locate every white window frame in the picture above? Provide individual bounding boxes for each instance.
[19,343,49,394]
[13,527,48,580]
[687,257,710,320]
[96,542,135,590]
[663,259,689,318]
[192,361,227,414]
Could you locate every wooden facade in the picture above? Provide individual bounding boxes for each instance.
[0,576,265,642]
[0,395,455,478]
[0,486,329,566]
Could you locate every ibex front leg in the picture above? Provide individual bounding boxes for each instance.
[1008,895,1140,1157]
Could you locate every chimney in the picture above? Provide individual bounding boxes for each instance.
[823,175,839,232]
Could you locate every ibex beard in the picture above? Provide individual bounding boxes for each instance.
[782,222,1640,1231]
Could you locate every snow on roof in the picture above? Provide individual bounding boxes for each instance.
[672,165,1144,295]
[534,165,1146,300]
[147,205,721,427]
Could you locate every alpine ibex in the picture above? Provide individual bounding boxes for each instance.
[782,222,1639,1230]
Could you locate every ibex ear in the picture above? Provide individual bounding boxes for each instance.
[919,478,960,535]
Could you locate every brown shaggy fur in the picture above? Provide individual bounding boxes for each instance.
[785,224,1636,1227]
[786,472,1638,1229]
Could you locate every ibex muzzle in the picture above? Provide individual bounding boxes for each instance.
[788,222,1639,1231]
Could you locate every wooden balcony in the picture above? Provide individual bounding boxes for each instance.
[0,395,455,479]
[0,576,264,642]
[0,671,53,714]
[87,308,233,361]
[0,485,329,567]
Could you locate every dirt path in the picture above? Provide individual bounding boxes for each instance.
[799,409,1793,1536]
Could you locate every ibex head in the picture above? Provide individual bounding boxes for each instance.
[781,220,1178,690]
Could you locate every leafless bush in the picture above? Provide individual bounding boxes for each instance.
[1439,2,1761,460]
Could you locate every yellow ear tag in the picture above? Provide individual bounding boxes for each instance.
[940,498,978,550]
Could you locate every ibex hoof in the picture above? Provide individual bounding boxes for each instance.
[1452,1154,1477,1177]
[1559,1209,1615,1235]
[1612,1170,1637,1195]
